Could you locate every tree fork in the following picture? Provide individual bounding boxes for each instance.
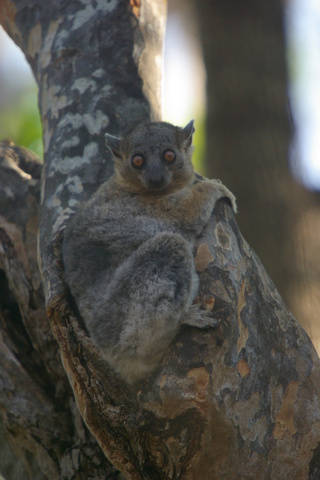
[0,1,320,479]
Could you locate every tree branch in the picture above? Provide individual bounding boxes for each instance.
[0,143,121,478]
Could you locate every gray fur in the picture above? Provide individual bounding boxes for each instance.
[62,120,237,383]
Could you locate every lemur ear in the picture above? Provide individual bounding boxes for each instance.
[182,119,195,148]
[105,133,122,159]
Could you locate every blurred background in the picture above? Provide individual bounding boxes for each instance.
[0,0,319,351]
[0,28,42,157]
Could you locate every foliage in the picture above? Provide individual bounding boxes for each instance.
[191,112,206,174]
[0,84,43,159]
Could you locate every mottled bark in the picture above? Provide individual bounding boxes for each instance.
[197,0,320,348]
[1,1,320,480]
[0,142,121,478]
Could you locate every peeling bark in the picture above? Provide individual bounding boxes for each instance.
[0,1,320,479]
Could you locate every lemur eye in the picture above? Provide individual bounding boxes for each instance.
[163,149,176,163]
[132,155,144,169]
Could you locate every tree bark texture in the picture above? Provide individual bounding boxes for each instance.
[1,1,320,479]
[197,0,320,349]
[0,142,124,478]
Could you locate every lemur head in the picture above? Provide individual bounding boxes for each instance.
[105,120,195,194]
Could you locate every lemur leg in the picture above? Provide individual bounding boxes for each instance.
[81,232,217,382]
[91,233,195,343]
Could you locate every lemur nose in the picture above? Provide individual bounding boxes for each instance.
[149,177,164,186]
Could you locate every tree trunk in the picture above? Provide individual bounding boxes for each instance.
[197,0,320,349]
[1,1,320,479]
[0,142,122,478]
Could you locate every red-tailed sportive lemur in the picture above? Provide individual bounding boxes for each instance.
[62,120,236,383]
